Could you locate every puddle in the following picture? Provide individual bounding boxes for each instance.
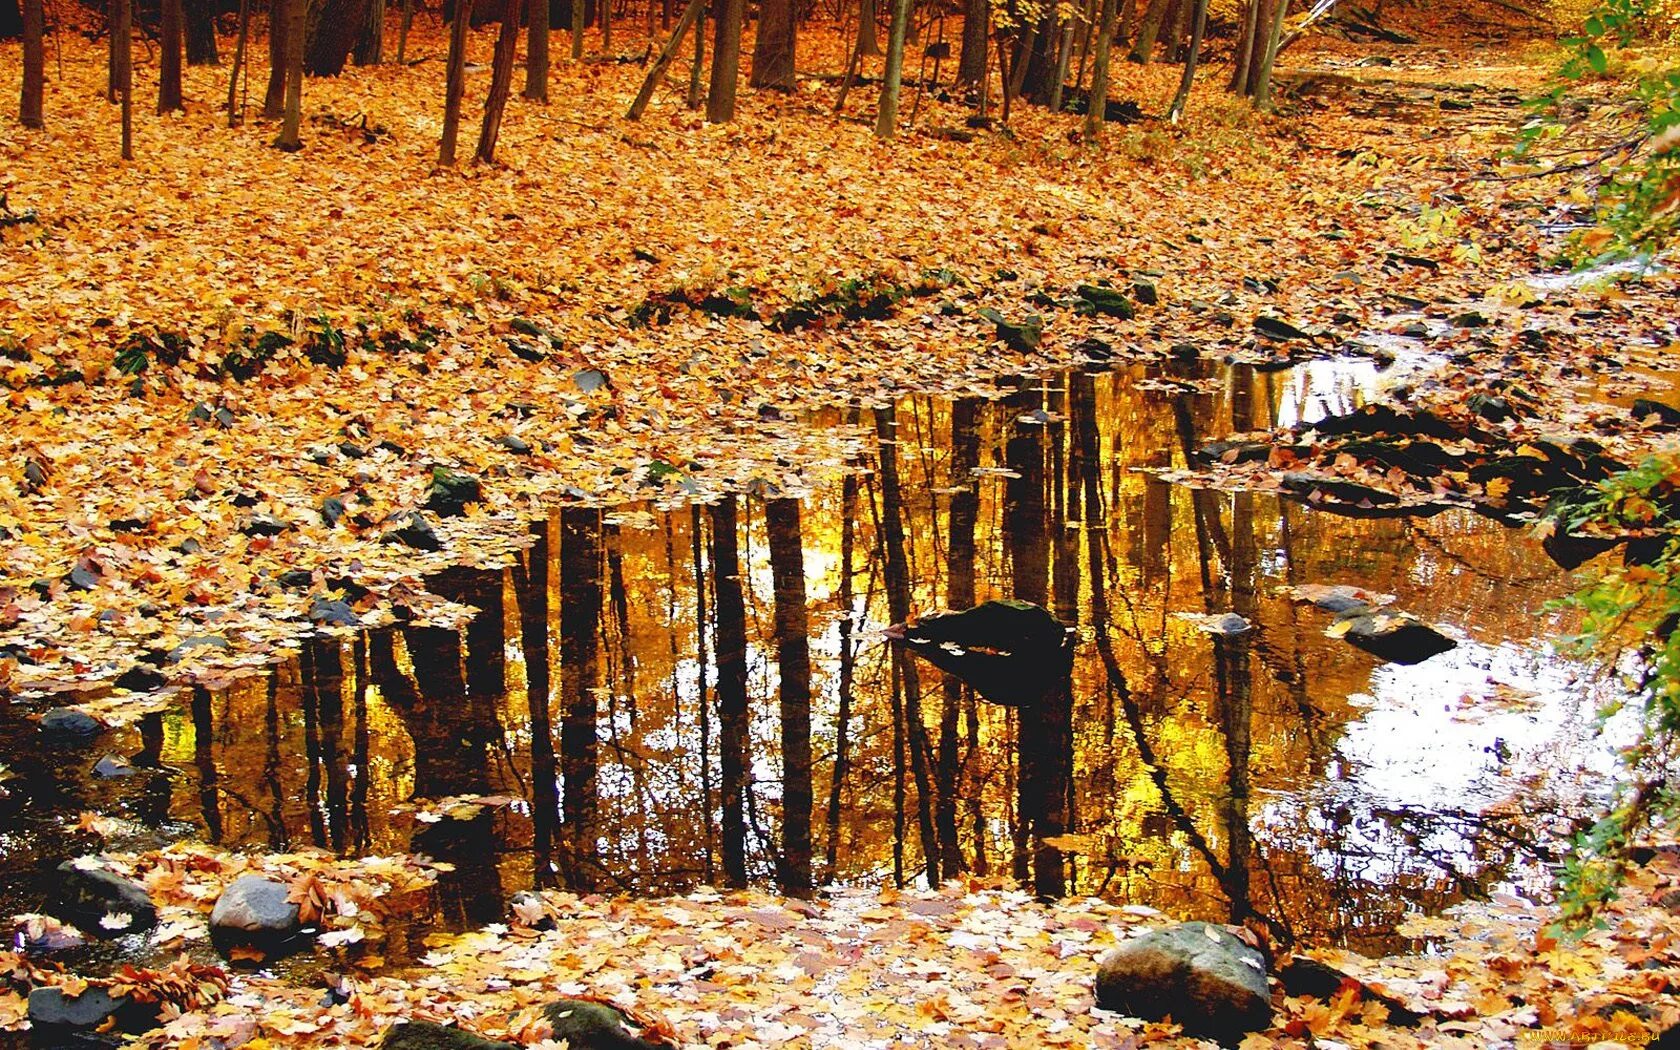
[0,357,1630,960]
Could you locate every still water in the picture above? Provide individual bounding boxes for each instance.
[0,357,1627,956]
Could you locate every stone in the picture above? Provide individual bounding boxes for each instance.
[1335,613,1457,665]
[1076,284,1136,320]
[308,598,359,627]
[1132,280,1159,306]
[167,635,230,664]
[321,497,347,527]
[113,665,167,692]
[978,307,1044,352]
[93,755,136,778]
[210,874,304,958]
[1196,613,1253,637]
[1095,921,1272,1041]
[379,1020,516,1050]
[1254,315,1313,341]
[1633,398,1680,428]
[40,708,102,740]
[509,890,556,931]
[27,985,126,1030]
[888,600,1073,707]
[497,435,532,455]
[573,368,611,393]
[240,514,290,537]
[542,999,673,1050]
[52,859,158,935]
[426,467,484,517]
[383,512,442,552]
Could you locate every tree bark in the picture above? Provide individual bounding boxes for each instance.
[750,0,795,90]
[823,470,859,882]
[438,0,473,165]
[525,0,550,100]
[1229,0,1257,92]
[872,0,909,137]
[1128,0,1170,63]
[1253,0,1287,109]
[704,0,742,121]
[766,499,813,898]
[956,0,985,84]
[710,497,750,889]
[559,508,603,892]
[856,0,879,56]
[475,0,521,163]
[1167,0,1207,120]
[515,520,558,887]
[116,0,133,157]
[570,0,584,59]
[264,0,287,116]
[226,0,251,125]
[1083,0,1114,138]
[19,0,42,128]
[396,0,413,60]
[186,0,220,64]
[276,0,305,149]
[685,0,705,109]
[305,0,370,76]
[938,399,981,874]
[159,0,185,113]
[354,0,385,64]
[628,0,703,119]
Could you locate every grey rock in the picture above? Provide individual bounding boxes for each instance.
[240,514,290,537]
[27,985,125,1029]
[40,708,102,740]
[1095,921,1271,1040]
[93,755,136,778]
[573,368,610,393]
[1338,613,1457,665]
[308,598,359,627]
[382,512,442,551]
[167,635,230,664]
[210,874,303,955]
[52,859,158,935]
[1198,613,1253,637]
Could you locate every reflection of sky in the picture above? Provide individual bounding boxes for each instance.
[1271,349,1439,429]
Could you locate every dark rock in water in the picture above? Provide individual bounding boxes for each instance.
[1302,586,1376,617]
[113,665,167,692]
[1076,284,1136,320]
[427,467,484,517]
[1074,337,1114,362]
[1453,311,1489,328]
[210,874,305,959]
[40,708,102,740]
[278,569,315,590]
[52,859,158,936]
[383,512,442,551]
[67,564,100,591]
[888,600,1073,707]
[93,755,137,778]
[308,598,359,627]
[1337,613,1456,665]
[496,435,532,455]
[27,985,127,1031]
[1254,315,1313,341]
[1196,613,1253,637]
[978,307,1044,351]
[1197,439,1271,465]
[1466,393,1512,423]
[1633,398,1680,428]
[1095,921,1271,1041]
[543,999,674,1050]
[1399,321,1429,338]
[168,635,230,664]
[1281,472,1400,507]
[379,1020,517,1050]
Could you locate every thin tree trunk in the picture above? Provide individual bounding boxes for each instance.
[1243,0,1273,95]
[526,0,551,99]
[475,0,521,163]
[1046,16,1072,112]
[226,0,251,125]
[515,521,558,887]
[766,499,813,899]
[571,0,584,59]
[439,0,473,165]
[711,497,750,889]
[873,0,909,137]
[824,472,859,882]
[705,0,742,121]
[691,505,715,882]
[1229,0,1257,92]
[275,0,305,149]
[396,0,414,61]
[628,0,703,118]
[956,0,984,84]
[559,508,603,892]
[20,0,44,128]
[1083,0,1113,138]
[857,0,879,56]
[1167,0,1207,120]
[1253,0,1287,109]
[108,0,119,100]
[159,0,184,113]
[264,0,287,116]
[116,0,132,157]
[599,0,610,53]
[938,399,980,875]
[750,0,795,90]
[685,0,705,109]
[186,0,220,64]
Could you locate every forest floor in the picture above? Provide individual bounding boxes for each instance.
[2,11,1680,1050]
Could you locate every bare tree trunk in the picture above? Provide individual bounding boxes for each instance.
[1083,0,1113,138]
[571,0,584,59]
[354,0,385,64]
[1229,0,1257,92]
[956,0,984,83]
[685,0,705,109]
[526,0,551,99]
[396,0,414,61]
[750,0,795,90]
[823,471,859,882]
[766,499,813,898]
[515,521,558,887]
[1128,0,1169,63]
[1253,0,1287,109]
[159,0,184,113]
[704,0,741,121]
[857,0,879,56]
[475,0,521,163]
[710,497,750,888]
[938,399,980,874]
[227,0,251,125]
[599,0,610,53]
[264,0,287,116]
[438,0,473,164]
[1046,16,1072,112]
[275,0,305,149]
[1167,0,1206,120]
[20,0,43,128]
[108,0,120,100]
[186,0,220,64]
[559,508,603,892]
[872,0,908,137]
[116,0,133,157]
[629,0,703,119]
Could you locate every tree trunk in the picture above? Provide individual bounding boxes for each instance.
[872,0,908,137]
[354,0,384,64]
[1229,0,1257,92]
[1083,0,1113,138]
[559,508,603,892]
[1253,0,1287,109]
[685,0,705,109]
[438,0,472,165]
[1243,0,1273,95]
[19,0,42,128]
[515,520,558,887]
[628,0,703,119]
[264,0,287,116]
[710,497,750,889]
[186,0,220,64]
[306,0,370,76]
[766,499,813,898]
[1128,0,1169,63]
[475,0,520,163]
[396,0,413,60]
[525,0,550,99]
[956,0,984,84]
[750,0,795,90]
[1167,0,1206,120]
[116,0,133,157]
[226,0,251,125]
[1014,14,1056,104]
[704,0,741,122]
[276,0,305,149]
[938,398,980,874]
[159,0,185,113]
[570,0,583,59]
[1046,16,1073,112]
[823,470,859,882]
[856,0,879,57]
[107,0,119,99]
